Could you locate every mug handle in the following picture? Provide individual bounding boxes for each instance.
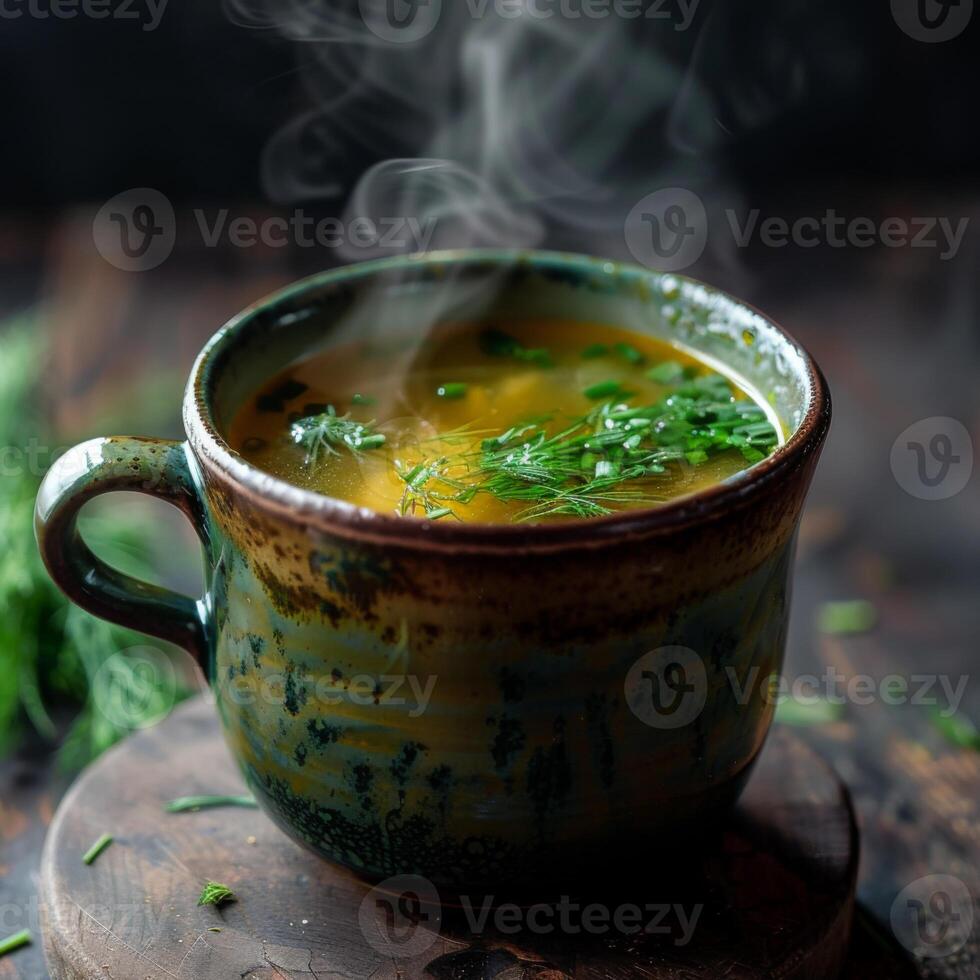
[35,436,211,670]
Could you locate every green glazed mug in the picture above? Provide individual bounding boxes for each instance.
[36,250,830,890]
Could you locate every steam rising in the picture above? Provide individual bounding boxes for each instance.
[224,1,725,259]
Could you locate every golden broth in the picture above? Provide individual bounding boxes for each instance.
[229,320,781,523]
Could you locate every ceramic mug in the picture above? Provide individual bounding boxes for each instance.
[36,250,830,890]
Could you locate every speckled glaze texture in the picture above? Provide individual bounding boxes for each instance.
[36,250,830,890]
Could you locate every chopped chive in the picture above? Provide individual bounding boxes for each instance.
[208,927,223,933]
[424,507,453,520]
[776,698,844,727]
[166,795,258,813]
[351,393,375,406]
[436,382,468,399]
[817,600,877,636]
[647,361,685,384]
[479,328,553,367]
[581,343,609,359]
[198,882,236,908]
[583,380,628,400]
[614,342,645,366]
[929,706,980,751]
[356,434,387,449]
[0,930,31,957]
[82,833,114,865]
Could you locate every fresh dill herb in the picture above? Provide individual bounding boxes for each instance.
[291,406,386,465]
[351,393,376,406]
[583,380,630,400]
[647,361,686,384]
[82,833,114,865]
[0,929,31,957]
[390,372,779,521]
[581,343,609,359]
[165,795,258,813]
[614,342,645,365]
[198,882,237,908]
[479,328,553,368]
[425,507,454,520]
[436,382,468,399]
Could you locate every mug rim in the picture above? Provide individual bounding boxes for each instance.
[184,249,830,551]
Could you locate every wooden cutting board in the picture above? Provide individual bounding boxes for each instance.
[40,698,858,979]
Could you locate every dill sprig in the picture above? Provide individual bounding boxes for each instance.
[290,406,386,465]
[82,833,114,865]
[166,794,258,812]
[198,882,237,908]
[394,373,779,521]
[0,929,32,958]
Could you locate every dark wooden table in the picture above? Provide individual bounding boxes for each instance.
[1,200,977,978]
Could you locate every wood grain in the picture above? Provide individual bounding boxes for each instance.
[40,698,857,980]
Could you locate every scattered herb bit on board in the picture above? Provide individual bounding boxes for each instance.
[775,698,844,727]
[198,882,237,908]
[479,328,553,368]
[929,706,980,752]
[351,393,376,406]
[580,343,608,359]
[166,795,258,813]
[817,600,877,635]
[0,930,32,958]
[82,833,114,866]
[290,407,386,464]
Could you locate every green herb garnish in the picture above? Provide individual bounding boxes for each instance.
[291,406,386,464]
[166,795,258,813]
[0,930,31,958]
[479,328,553,368]
[817,600,877,635]
[436,383,468,400]
[82,833,114,866]
[775,698,844,727]
[392,373,779,521]
[614,342,645,365]
[198,882,237,908]
[583,380,630,400]
[929,706,980,752]
[647,361,685,384]
[581,343,609,359]
[351,393,375,406]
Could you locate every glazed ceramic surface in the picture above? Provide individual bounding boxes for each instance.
[36,251,830,889]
